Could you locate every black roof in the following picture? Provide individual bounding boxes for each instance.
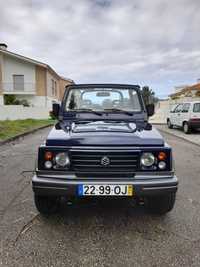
[68,83,140,89]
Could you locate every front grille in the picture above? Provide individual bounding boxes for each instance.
[70,149,140,175]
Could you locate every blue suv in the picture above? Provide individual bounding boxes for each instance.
[32,84,178,215]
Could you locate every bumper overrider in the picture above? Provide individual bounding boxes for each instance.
[32,172,178,197]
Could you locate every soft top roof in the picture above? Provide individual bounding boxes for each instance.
[67,83,140,90]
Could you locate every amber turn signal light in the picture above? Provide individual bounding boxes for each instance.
[44,151,53,160]
[158,152,167,161]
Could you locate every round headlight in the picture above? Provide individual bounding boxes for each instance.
[141,152,155,167]
[55,152,70,167]
[158,161,166,170]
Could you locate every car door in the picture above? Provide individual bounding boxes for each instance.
[181,103,191,125]
[172,104,183,126]
[191,102,200,120]
[169,104,178,125]
[176,104,184,126]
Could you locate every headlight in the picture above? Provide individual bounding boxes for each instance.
[141,152,155,167]
[55,152,70,167]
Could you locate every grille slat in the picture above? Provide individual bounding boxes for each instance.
[72,159,137,163]
[70,149,140,174]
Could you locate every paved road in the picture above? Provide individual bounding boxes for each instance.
[0,128,200,267]
[155,124,200,146]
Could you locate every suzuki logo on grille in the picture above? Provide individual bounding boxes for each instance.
[101,156,110,166]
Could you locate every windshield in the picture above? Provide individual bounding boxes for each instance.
[65,87,142,112]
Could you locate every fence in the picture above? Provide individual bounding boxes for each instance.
[0,105,50,120]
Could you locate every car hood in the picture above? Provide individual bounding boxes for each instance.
[46,121,164,147]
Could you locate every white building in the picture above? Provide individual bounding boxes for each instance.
[0,43,74,107]
[169,80,200,104]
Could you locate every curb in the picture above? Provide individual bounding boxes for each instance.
[151,122,166,125]
[0,124,53,146]
[157,127,200,148]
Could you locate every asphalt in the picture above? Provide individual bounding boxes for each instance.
[155,124,200,147]
[0,128,200,267]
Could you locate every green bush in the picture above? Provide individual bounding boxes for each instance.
[4,95,30,106]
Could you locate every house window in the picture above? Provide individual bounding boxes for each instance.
[13,75,24,91]
[51,79,55,96]
[55,81,57,96]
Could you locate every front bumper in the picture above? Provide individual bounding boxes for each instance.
[32,173,178,197]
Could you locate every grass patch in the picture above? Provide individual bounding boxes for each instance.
[0,119,54,141]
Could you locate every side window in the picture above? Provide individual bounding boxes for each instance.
[193,103,200,112]
[174,104,183,113]
[182,103,190,113]
[51,79,55,96]
[170,105,178,113]
[55,81,57,96]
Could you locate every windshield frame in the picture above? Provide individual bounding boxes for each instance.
[61,84,145,117]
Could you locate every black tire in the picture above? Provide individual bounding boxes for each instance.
[34,195,60,215]
[145,193,176,215]
[183,122,191,134]
[167,119,173,129]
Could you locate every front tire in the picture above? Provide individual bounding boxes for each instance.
[145,193,176,215]
[183,122,191,134]
[34,195,60,215]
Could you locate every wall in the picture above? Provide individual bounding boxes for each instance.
[2,54,36,92]
[0,105,50,120]
[46,70,59,100]
[0,96,3,105]
[10,95,57,108]
[59,79,73,101]
[169,96,200,105]
[35,66,46,96]
[0,53,3,95]
[149,100,170,124]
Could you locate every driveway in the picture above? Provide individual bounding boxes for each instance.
[0,128,200,266]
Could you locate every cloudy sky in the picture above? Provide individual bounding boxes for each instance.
[0,0,200,97]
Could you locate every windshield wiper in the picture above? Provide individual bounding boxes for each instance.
[73,109,102,116]
[103,108,133,116]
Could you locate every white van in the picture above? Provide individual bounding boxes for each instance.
[167,101,200,134]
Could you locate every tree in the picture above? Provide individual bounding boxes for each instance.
[141,86,158,105]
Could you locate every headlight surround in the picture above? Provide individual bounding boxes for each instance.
[55,152,70,167]
[140,152,155,167]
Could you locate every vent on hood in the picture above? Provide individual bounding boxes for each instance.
[72,121,137,133]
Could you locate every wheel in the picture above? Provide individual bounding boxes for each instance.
[167,119,173,129]
[145,193,176,215]
[34,195,60,215]
[183,122,191,134]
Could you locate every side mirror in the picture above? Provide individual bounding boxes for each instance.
[146,104,155,117]
[52,103,60,118]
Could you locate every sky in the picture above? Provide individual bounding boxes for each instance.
[0,0,200,98]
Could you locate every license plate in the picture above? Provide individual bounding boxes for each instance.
[78,184,133,196]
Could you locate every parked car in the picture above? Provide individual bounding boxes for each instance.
[167,101,200,134]
[32,84,178,216]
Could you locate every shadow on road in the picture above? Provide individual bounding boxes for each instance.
[39,197,169,233]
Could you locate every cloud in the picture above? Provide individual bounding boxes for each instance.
[0,0,200,96]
